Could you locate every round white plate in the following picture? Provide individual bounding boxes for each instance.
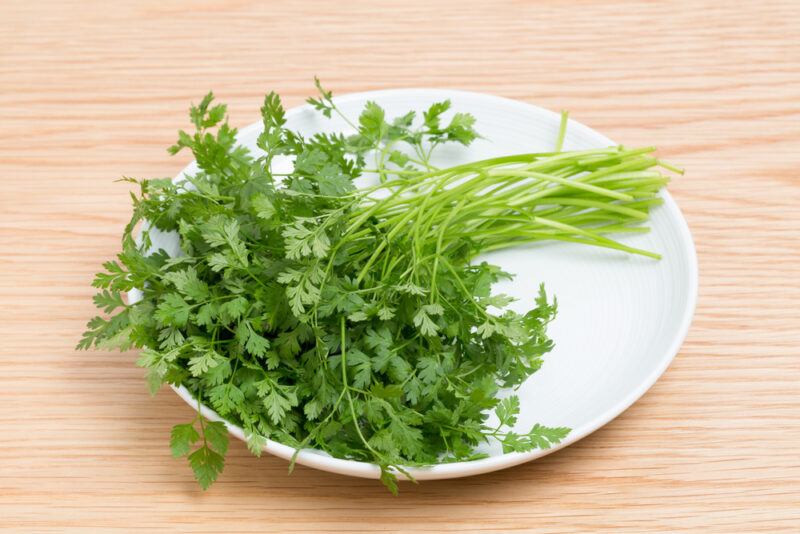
[161,89,697,481]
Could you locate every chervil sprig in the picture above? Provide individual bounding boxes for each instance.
[79,80,676,493]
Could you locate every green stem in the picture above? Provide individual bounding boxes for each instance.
[555,110,568,152]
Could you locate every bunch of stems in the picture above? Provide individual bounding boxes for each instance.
[333,146,678,293]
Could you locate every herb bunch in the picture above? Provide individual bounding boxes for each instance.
[79,81,673,492]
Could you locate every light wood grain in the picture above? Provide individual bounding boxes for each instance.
[1,0,799,532]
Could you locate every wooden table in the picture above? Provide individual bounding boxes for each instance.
[2,1,798,531]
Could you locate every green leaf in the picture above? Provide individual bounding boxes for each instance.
[413,308,439,336]
[158,327,185,350]
[369,429,397,454]
[475,319,495,339]
[190,92,215,129]
[209,383,245,416]
[395,282,427,296]
[155,293,191,327]
[168,129,194,155]
[377,306,395,320]
[135,347,170,395]
[370,383,403,400]
[365,326,392,349]
[317,165,354,196]
[303,398,323,420]
[244,325,271,357]
[423,100,451,131]
[194,302,218,326]
[262,91,286,128]
[163,267,209,301]
[207,252,232,272]
[203,104,227,129]
[358,101,387,141]
[404,376,422,406]
[495,396,520,428]
[282,221,331,261]
[188,445,225,490]
[379,466,399,496]
[245,431,267,457]
[294,148,328,175]
[188,350,221,377]
[77,312,131,351]
[252,193,276,220]
[389,416,424,457]
[92,260,132,291]
[501,424,570,453]
[347,348,372,389]
[347,310,368,322]
[306,77,334,118]
[263,389,293,424]
[256,380,298,425]
[387,355,412,383]
[143,367,167,396]
[201,216,248,267]
[92,290,126,314]
[202,358,232,386]
[219,296,248,323]
[444,112,478,145]
[265,350,280,370]
[387,150,410,167]
[170,423,200,458]
[416,356,440,384]
[204,420,230,455]
[526,424,570,450]
[469,374,499,408]
[423,303,443,316]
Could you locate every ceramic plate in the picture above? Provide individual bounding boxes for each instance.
[156,89,697,480]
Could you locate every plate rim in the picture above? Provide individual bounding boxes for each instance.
[166,88,699,481]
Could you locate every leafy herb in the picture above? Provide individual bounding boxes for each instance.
[79,80,675,493]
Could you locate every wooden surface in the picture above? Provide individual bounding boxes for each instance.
[1,1,799,532]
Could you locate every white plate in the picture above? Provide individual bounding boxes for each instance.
[159,89,697,481]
